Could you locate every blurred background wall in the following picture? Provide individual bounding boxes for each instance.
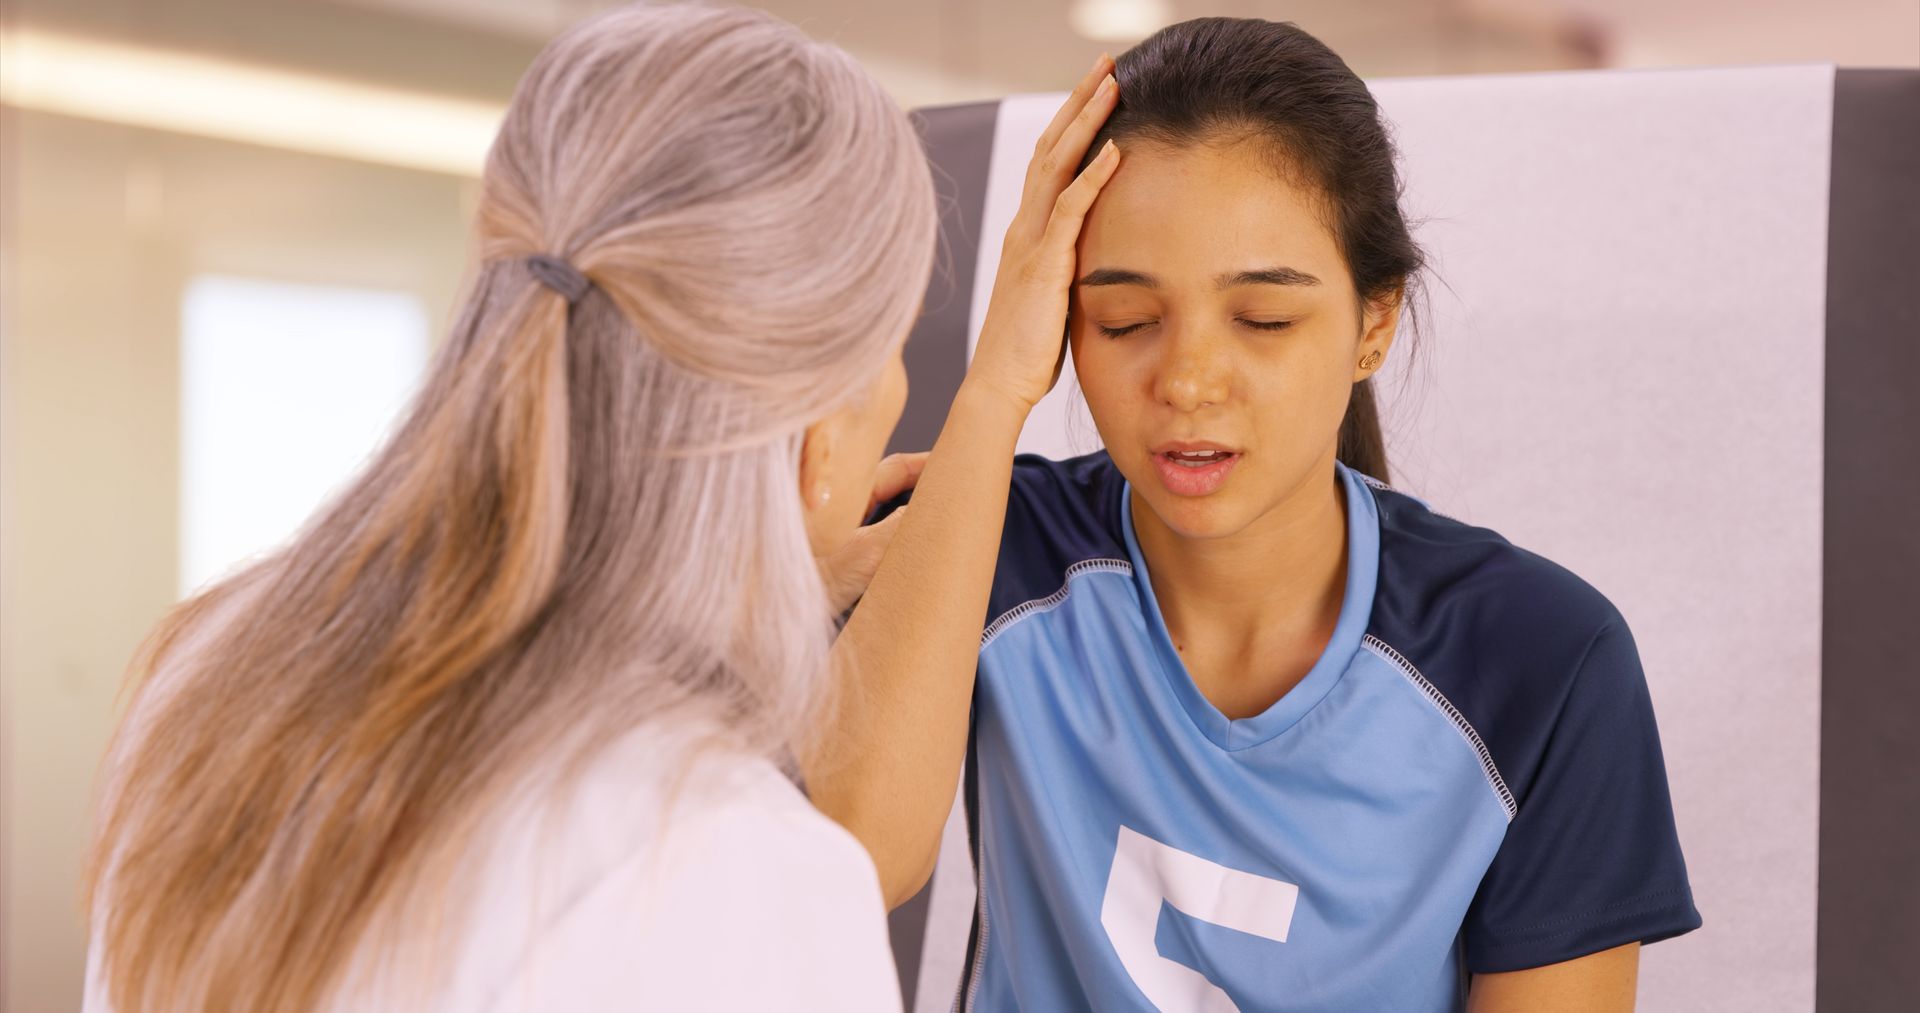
[1,2,1914,1010]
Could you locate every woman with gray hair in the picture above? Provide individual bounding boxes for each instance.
[80,3,1120,1010]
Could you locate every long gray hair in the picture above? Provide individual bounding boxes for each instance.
[85,5,937,1009]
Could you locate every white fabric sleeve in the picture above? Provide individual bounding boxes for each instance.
[483,766,903,1012]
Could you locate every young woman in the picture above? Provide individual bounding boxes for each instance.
[812,18,1701,1013]
[81,5,961,1009]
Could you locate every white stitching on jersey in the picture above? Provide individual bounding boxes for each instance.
[958,791,989,1013]
[960,557,1128,1008]
[1362,634,1519,822]
[1355,473,1465,525]
[979,558,1133,649]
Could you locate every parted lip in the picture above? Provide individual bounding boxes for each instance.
[1151,440,1241,455]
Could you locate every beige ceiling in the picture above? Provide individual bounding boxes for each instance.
[12,0,1916,113]
[330,0,1918,103]
[325,0,1608,105]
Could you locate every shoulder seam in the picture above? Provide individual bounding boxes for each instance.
[980,558,1132,649]
[1361,634,1519,822]
[1356,473,1466,525]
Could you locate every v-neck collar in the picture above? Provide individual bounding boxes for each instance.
[1119,459,1381,751]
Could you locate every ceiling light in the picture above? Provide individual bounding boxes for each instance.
[1069,0,1174,43]
[0,29,504,177]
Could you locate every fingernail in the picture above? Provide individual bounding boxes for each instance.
[1091,53,1108,73]
[1098,73,1117,96]
[1102,139,1119,159]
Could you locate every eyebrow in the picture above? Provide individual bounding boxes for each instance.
[1075,266,1322,289]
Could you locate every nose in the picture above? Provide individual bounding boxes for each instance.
[1151,328,1230,412]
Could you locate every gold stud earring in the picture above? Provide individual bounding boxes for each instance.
[1358,350,1382,371]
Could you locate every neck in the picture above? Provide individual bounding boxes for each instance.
[1131,449,1349,650]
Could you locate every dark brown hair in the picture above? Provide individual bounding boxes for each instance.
[1087,17,1427,481]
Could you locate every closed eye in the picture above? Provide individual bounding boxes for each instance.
[1096,319,1293,337]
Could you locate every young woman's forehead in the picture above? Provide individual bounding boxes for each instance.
[1081,141,1345,287]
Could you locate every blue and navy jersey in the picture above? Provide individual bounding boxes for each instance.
[955,451,1700,1012]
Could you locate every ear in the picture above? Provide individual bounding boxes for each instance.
[798,416,837,512]
[1354,284,1404,382]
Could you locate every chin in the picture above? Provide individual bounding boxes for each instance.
[1133,484,1260,542]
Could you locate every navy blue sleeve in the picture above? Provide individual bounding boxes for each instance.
[865,452,1127,629]
[1463,617,1702,973]
[986,453,1129,619]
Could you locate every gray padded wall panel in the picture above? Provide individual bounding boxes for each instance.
[887,98,1002,1012]
[1818,68,1920,1013]
[892,101,1000,460]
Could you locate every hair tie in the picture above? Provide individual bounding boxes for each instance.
[526,253,592,304]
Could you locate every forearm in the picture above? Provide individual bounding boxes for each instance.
[805,381,1028,907]
[807,52,1124,907]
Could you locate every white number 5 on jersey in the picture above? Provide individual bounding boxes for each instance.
[1099,825,1300,1012]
